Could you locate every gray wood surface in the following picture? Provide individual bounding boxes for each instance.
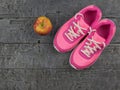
[0,0,119,90]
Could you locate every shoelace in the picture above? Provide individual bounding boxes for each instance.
[81,37,106,58]
[88,27,96,35]
[65,13,94,42]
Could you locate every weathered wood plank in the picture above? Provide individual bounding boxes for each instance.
[0,0,119,90]
[0,0,120,17]
[0,44,119,70]
[0,14,57,44]
[0,69,119,90]
[0,17,119,44]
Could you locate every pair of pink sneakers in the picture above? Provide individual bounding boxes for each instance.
[53,5,116,70]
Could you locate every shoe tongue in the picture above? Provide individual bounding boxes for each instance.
[75,17,90,28]
[92,33,105,43]
[78,17,89,28]
[73,17,89,33]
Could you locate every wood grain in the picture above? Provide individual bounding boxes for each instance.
[0,17,119,44]
[0,0,119,90]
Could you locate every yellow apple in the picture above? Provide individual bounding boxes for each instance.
[33,16,53,35]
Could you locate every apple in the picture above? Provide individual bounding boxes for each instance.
[33,16,53,35]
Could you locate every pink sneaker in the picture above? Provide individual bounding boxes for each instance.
[69,19,116,70]
[53,5,102,53]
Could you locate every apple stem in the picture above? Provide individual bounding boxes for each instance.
[41,20,44,27]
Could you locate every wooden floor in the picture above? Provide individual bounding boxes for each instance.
[0,0,120,90]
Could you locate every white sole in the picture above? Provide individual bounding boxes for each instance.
[69,61,79,70]
[53,44,61,53]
